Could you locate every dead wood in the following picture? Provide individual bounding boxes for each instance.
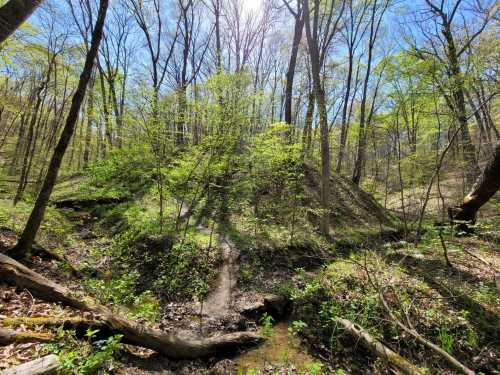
[336,318,423,375]
[0,253,264,358]
[0,354,59,375]
[0,327,54,345]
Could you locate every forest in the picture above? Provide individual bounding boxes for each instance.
[0,0,498,373]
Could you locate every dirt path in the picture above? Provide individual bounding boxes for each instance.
[202,236,239,316]
[178,201,239,317]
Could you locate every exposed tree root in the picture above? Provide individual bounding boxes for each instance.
[0,253,264,358]
[0,327,54,345]
[336,318,423,375]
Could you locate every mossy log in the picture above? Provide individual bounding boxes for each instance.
[336,318,423,375]
[1,354,59,375]
[0,253,264,358]
[1,316,101,328]
[0,327,54,345]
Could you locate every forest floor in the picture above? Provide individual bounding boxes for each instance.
[0,172,499,374]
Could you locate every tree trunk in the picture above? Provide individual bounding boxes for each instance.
[0,0,43,44]
[441,23,479,188]
[10,0,109,257]
[303,0,330,236]
[98,66,113,148]
[449,143,500,223]
[284,9,304,133]
[336,50,354,173]
[176,84,187,147]
[83,73,94,169]
[302,90,314,156]
[0,253,264,358]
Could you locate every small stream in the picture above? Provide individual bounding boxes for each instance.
[236,322,318,373]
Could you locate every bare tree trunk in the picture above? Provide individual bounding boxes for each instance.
[302,90,315,156]
[449,143,500,223]
[352,0,387,185]
[0,0,43,43]
[83,72,95,168]
[10,0,109,257]
[284,4,304,136]
[336,50,354,173]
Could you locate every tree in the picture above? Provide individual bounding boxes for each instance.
[409,0,497,188]
[303,0,345,235]
[11,0,109,257]
[450,143,500,223]
[336,0,369,173]
[352,0,389,185]
[282,0,305,134]
[0,0,43,44]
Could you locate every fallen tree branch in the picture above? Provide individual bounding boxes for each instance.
[1,354,59,375]
[0,253,264,358]
[360,254,476,375]
[0,327,54,345]
[336,318,423,375]
[378,290,475,375]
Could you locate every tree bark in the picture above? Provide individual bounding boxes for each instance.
[1,354,59,375]
[83,72,95,168]
[10,0,109,257]
[302,90,314,156]
[0,253,264,358]
[336,318,423,375]
[284,5,305,133]
[449,143,500,223]
[0,327,54,345]
[0,0,43,44]
[303,0,331,236]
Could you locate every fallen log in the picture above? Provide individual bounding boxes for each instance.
[0,327,54,345]
[0,253,264,358]
[378,291,475,375]
[336,318,423,375]
[1,354,59,375]
[0,316,101,328]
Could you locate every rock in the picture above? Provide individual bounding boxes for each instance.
[209,359,237,375]
[240,293,289,321]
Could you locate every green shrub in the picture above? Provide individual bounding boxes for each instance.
[83,146,155,199]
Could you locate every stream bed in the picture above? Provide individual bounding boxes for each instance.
[236,322,319,373]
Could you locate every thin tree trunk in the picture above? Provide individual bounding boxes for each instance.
[11,0,109,257]
[284,8,304,135]
[336,51,354,173]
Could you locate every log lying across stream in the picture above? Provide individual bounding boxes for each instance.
[0,253,264,359]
